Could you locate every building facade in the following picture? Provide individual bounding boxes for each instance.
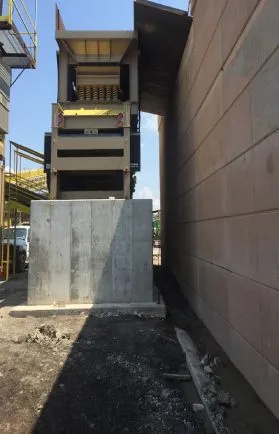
[160,0,279,418]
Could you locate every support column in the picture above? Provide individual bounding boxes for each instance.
[0,134,5,229]
[123,169,130,199]
[50,171,58,199]
[123,127,130,199]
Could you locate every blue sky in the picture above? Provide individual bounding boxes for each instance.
[8,0,188,209]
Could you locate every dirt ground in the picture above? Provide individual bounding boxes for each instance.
[154,266,279,434]
[0,274,211,434]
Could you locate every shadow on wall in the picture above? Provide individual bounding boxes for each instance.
[28,202,181,433]
[28,200,153,306]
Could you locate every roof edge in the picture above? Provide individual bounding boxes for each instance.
[135,0,187,16]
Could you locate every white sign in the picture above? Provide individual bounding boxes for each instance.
[84,128,98,135]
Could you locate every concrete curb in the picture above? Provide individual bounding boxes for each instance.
[175,328,227,434]
[10,302,166,318]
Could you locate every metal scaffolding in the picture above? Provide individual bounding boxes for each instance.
[0,0,38,68]
[153,209,161,266]
[0,141,48,280]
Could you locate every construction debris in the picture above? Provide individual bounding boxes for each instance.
[163,373,192,381]
[192,403,204,413]
[201,353,210,367]
[217,391,236,408]
[25,324,71,345]
[204,365,213,375]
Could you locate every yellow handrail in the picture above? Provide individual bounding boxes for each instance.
[8,0,12,24]
[2,0,38,66]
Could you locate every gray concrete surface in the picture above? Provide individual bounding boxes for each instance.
[10,302,165,318]
[159,0,279,419]
[28,199,153,305]
[0,274,211,434]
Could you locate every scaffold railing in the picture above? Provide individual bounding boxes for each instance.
[0,0,38,68]
[0,140,48,281]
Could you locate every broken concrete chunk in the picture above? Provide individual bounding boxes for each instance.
[192,403,204,412]
[26,325,71,345]
[217,391,236,408]
[163,373,192,381]
[204,365,213,375]
[201,353,210,366]
[213,357,220,367]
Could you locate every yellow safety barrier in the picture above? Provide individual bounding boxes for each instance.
[63,108,121,117]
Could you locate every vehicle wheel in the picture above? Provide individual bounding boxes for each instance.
[16,251,26,273]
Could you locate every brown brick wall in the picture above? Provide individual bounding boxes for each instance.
[160,0,279,418]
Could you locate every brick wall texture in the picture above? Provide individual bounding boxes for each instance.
[159,0,279,418]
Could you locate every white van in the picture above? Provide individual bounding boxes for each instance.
[3,225,30,271]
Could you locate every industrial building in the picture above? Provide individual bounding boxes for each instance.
[1,0,279,425]
[0,0,39,278]
[44,7,140,200]
[159,0,279,420]
[0,0,37,227]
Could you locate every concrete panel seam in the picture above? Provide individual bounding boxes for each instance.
[177,277,278,372]
[222,0,261,65]
[178,250,279,294]
[177,34,222,135]
[179,0,271,140]
[174,204,279,225]
[222,0,266,70]
[175,125,279,202]
[176,44,279,177]
[175,0,229,124]
[182,0,261,136]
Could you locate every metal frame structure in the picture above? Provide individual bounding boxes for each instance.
[152,209,161,266]
[0,0,38,68]
[0,1,38,280]
[0,141,47,280]
[46,6,140,201]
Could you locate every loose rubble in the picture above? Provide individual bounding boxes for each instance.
[204,365,213,375]
[217,391,236,408]
[25,324,71,345]
[192,403,204,413]
[199,351,237,431]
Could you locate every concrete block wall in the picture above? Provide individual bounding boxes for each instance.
[160,0,279,418]
[28,199,153,305]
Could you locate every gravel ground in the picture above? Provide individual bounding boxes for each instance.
[0,274,210,434]
[154,266,279,434]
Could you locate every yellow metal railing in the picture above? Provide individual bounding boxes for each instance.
[0,141,48,281]
[0,0,38,66]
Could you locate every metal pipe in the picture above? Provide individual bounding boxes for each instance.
[0,0,4,16]
[0,156,4,275]
[8,0,13,25]
[5,211,10,281]
[10,68,25,87]
[1,223,4,275]
[17,0,36,29]
[12,208,16,276]
[34,0,37,28]
[8,141,11,209]
[15,150,43,165]
[12,1,35,45]
[10,141,44,159]
[12,147,18,276]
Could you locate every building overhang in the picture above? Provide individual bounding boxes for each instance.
[55,5,136,63]
[134,0,192,115]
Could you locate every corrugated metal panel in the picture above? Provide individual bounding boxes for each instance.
[0,59,9,133]
[0,59,10,99]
